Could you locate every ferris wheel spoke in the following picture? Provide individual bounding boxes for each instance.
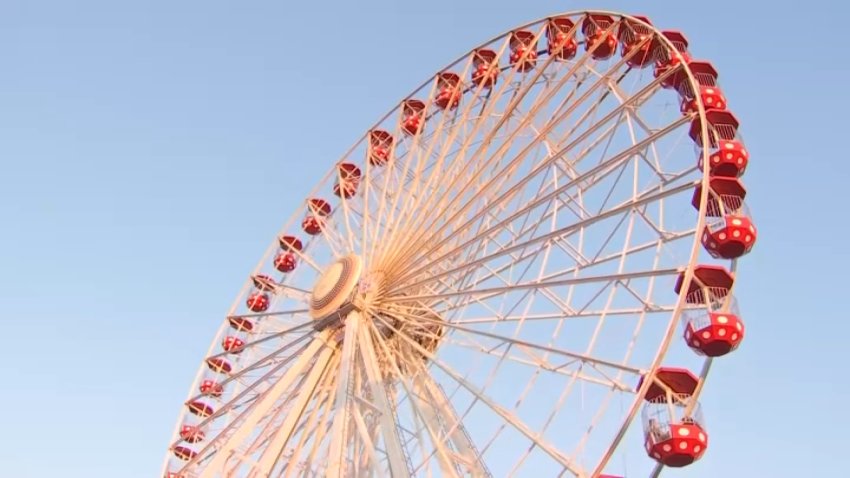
[588,209,643,327]
[571,237,672,465]
[215,359,328,475]
[379,57,486,260]
[443,208,580,326]
[428,121,680,290]
[618,106,670,185]
[245,365,334,478]
[571,212,643,390]
[408,21,614,226]
[250,350,336,476]
[324,315,364,477]
[384,36,668,276]
[417,154,531,280]
[648,462,665,478]
[300,391,337,478]
[213,327,315,371]
[231,361,331,477]
[377,307,644,379]
[250,382,338,478]
[394,366,489,477]
[389,108,692,291]
[334,168,360,254]
[376,138,435,272]
[355,313,414,477]
[229,305,310,320]
[492,225,652,474]
[254,387,333,476]
[385,113,548,275]
[194,335,334,478]
[369,328,468,476]
[453,305,678,325]
[482,61,678,231]
[321,218,351,261]
[372,122,451,257]
[398,375,465,477]
[386,323,635,455]
[444,335,631,391]
[378,119,494,272]
[359,144,377,270]
[211,330,321,394]
[172,352,299,472]
[375,97,536,268]
[370,322,498,472]
[410,169,551,301]
[390,174,695,297]
[382,305,643,477]
[463,155,696,280]
[452,187,626,318]
[423,225,694,326]
[544,70,633,154]
[389,177,595,300]
[417,172,619,313]
[348,398,385,476]
[363,325,444,476]
[379,28,608,270]
[378,42,558,256]
[394,268,675,307]
[491,363,581,476]
[366,131,455,269]
[410,369,493,477]
[515,107,623,209]
[370,313,587,477]
[286,245,324,274]
[170,339,320,457]
[632,118,695,188]
[365,149,402,265]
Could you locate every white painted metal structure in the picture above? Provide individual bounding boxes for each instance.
[162,10,743,477]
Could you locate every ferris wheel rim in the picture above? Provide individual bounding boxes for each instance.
[160,9,747,478]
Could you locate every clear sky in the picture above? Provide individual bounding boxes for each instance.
[1,0,846,477]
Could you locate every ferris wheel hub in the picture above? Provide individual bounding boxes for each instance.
[309,254,363,319]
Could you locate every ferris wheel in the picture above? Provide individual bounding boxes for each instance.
[161,9,756,478]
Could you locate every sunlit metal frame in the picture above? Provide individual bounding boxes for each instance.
[159,10,746,478]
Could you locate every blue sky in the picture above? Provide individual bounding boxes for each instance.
[1,0,846,476]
